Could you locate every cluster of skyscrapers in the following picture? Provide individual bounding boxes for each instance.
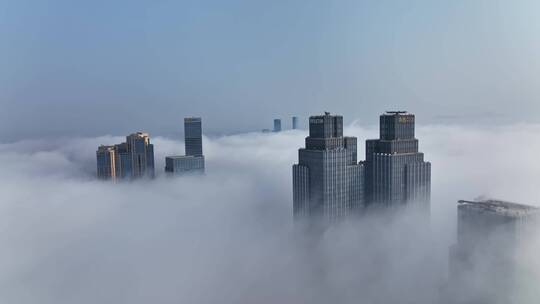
[95,110,538,302]
[292,111,431,222]
[96,132,155,180]
[96,117,205,180]
[94,111,539,302]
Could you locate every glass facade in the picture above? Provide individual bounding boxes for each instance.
[185,117,203,156]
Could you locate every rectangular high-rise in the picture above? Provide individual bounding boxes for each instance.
[127,132,155,178]
[293,113,365,222]
[185,117,203,156]
[96,132,155,180]
[445,199,539,304]
[365,111,431,210]
[96,145,116,180]
[166,117,205,175]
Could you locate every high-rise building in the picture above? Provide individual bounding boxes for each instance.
[292,116,299,130]
[292,112,365,222]
[445,199,539,304]
[96,145,116,180]
[365,111,431,210]
[273,119,282,132]
[96,132,155,180]
[165,117,205,175]
[185,117,203,156]
[127,132,155,178]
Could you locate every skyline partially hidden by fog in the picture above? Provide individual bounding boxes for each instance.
[3,0,540,141]
[1,124,539,303]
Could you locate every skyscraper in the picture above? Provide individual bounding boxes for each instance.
[95,132,155,180]
[365,111,431,210]
[292,112,365,222]
[273,119,282,132]
[445,199,539,304]
[165,117,205,175]
[96,145,116,180]
[292,116,299,130]
[127,132,155,178]
[185,117,203,156]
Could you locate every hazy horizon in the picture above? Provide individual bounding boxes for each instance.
[3,0,540,141]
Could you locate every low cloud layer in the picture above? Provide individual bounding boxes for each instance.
[0,124,539,304]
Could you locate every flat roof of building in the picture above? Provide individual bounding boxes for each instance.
[458,199,539,218]
[383,111,411,116]
[165,155,204,159]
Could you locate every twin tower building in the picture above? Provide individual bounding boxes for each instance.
[293,111,431,222]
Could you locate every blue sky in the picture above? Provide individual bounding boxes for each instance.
[2,0,540,140]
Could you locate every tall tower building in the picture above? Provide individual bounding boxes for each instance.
[184,117,203,156]
[445,199,539,304]
[96,145,116,180]
[365,111,431,210]
[165,117,205,175]
[96,132,154,180]
[273,119,282,132]
[292,113,365,222]
[127,132,155,178]
[292,116,299,130]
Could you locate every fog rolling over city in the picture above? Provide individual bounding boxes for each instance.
[0,123,539,304]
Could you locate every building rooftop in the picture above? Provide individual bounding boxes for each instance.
[383,111,410,116]
[128,132,150,138]
[310,112,342,119]
[458,199,539,218]
[97,145,115,151]
[166,155,204,159]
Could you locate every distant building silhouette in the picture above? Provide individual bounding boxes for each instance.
[96,132,155,180]
[292,113,365,222]
[445,199,539,304]
[165,117,205,175]
[292,116,299,130]
[365,111,431,210]
[273,119,282,132]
